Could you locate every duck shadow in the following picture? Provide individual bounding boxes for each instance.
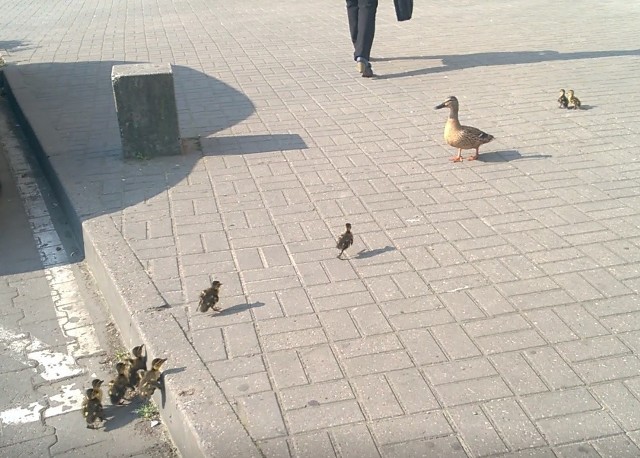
[478,150,552,162]
[373,49,640,79]
[565,105,596,111]
[102,400,144,432]
[215,301,266,316]
[160,366,186,408]
[355,246,397,259]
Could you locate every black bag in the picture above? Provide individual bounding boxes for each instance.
[394,0,413,21]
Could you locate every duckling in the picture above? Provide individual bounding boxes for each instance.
[558,89,569,109]
[435,96,495,162]
[108,362,129,405]
[336,223,354,259]
[90,378,105,404]
[198,280,222,313]
[567,89,581,109]
[81,387,105,429]
[126,345,147,389]
[137,357,168,400]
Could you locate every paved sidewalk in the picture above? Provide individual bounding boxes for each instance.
[3,0,640,456]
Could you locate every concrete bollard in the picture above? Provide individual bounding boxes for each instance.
[111,63,181,159]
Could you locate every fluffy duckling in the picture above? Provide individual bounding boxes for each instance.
[198,280,222,313]
[90,378,104,404]
[108,362,129,405]
[558,89,569,109]
[137,357,167,400]
[127,345,147,389]
[435,96,495,162]
[336,223,354,259]
[81,387,105,429]
[567,90,581,109]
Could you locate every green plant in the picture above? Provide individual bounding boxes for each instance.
[135,402,159,420]
[114,348,129,362]
[133,151,149,161]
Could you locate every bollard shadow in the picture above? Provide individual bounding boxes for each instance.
[477,150,552,162]
[374,49,640,79]
[200,134,306,156]
[3,60,306,273]
[354,246,397,259]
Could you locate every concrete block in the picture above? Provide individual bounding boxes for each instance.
[111,63,181,158]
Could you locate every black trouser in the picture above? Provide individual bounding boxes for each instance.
[346,0,378,61]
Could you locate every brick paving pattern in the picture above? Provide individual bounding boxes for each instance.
[3,0,640,456]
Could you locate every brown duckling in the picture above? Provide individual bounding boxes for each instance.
[558,89,569,109]
[567,89,581,109]
[435,96,495,162]
[90,378,104,404]
[81,387,105,429]
[198,280,222,313]
[108,362,129,405]
[336,223,354,259]
[127,345,147,389]
[137,357,167,400]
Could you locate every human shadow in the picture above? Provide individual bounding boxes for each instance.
[216,301,265,316]
[374,49,640,79]
[355,246,397,259]
[478,150,552,162]
[0,40,33,53]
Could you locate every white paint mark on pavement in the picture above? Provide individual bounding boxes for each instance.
[44,383,83,418]
[1,121,101,359]
[0,402,45,425]
[0,324,83,381]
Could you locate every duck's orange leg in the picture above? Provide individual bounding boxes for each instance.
[450,149,463,163]
[467,147,480,161]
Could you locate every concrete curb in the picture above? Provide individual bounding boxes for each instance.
[3,66,262,458]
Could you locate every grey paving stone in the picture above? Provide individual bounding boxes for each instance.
[385,368,439,414]
[449,404,508,457]
[371,411,453,446]
[398,328,447,366]
[574,355,640,384]
[331,423,381,458]
[280,379,354,411]
[523,347,583,389]
[380,436,468,458]
[235,391,287,440]
[536,411,621,445]
[290,431,336,458]
[525,309,578,344]
[484,398,546,451]
[431,323,482,360]
[285,399,364,435]
[297,345,343,383]
[592,382,640,430]
[592,434,640,458]
[520,387,601,420]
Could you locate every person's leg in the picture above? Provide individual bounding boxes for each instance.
[356,0,378,62]
[346,0,359,59]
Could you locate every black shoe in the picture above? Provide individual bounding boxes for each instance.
[357,59,374,78]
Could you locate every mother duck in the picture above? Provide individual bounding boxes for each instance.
[435,96,494,162]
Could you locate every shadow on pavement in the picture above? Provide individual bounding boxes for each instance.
[375,49,640,79]
[217,301,265,316]
[478,150,552,162]
[355,246,397,259]
[3,61,306,263]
